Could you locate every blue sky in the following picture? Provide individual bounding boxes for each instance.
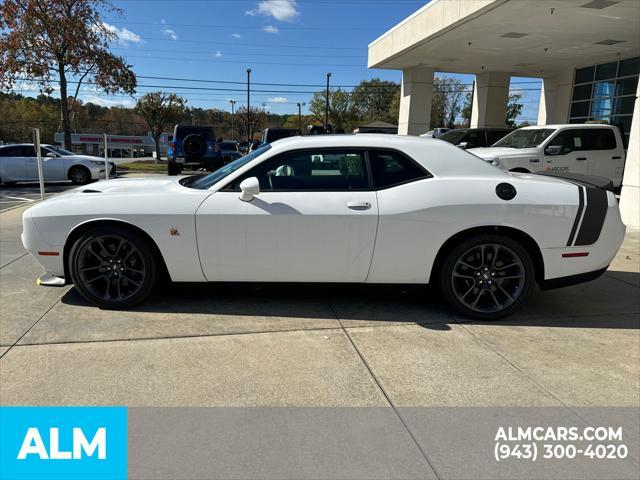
[16,0,542,123]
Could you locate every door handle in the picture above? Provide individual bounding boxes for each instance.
[576,157,587,161]
[347,201,371,211]
[529,158,540,163]
[612,156,622,160]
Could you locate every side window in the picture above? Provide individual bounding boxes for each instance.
[0,146,24,157]
[21,146,36,157]
[228,149,369,191]
[466,131,485,148]
[486,130,508,145]
[582,129,616,150]
[370,150,430,189]
[547,130,584,154]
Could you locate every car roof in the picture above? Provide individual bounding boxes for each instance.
[0,143,53,147]
[519,124,614,129]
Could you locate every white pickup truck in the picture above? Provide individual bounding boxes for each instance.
[468,124,626,188]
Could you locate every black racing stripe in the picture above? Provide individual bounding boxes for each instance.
[575,187,608,246]
[566,186,584,247]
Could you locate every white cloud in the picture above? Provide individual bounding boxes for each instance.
[246,0,300,22]
[82,95,134,108]
[263,25,279,34]
[214,51,223,58]
[267,97,288,103]
[161,27,178,40]
[160,18,166,24]
[231,33,242,39]
[101,22,142,45]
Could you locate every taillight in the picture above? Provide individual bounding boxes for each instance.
[170,142,176,150]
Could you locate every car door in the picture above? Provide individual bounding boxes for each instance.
[0,146,27,181]
[583,128,623,185]
[24,147,66,181]
[195,148,378,282]
[542,129,588,175]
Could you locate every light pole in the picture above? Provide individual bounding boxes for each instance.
[262,103,270,128]
[246,68,252,142]
[297,102,305,133]
[325,72,331,132]
[229,99,236,140]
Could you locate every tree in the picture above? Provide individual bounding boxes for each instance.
[505,92,523,127]
[0,0,137,149]
[431,77,467,129]
[309,88,357,132]
[135,92,185,162]
[351,78,400,124]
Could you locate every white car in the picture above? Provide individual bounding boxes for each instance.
[468,124,626,188]
[22,134,625,319]
[420,127,451,138]
[0,144,115,185]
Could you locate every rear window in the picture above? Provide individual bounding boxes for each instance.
[583,129,617,150]
[369,150,430,189]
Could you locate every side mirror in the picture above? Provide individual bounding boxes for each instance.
[457,142,469,149]
[46,152,56,158]
[544,145,562,156]
[239,177,260,202]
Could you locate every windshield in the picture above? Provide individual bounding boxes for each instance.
[46,146,74,155]
[185,144,272,190]
[440,130,468,144]
[493,129,554,148]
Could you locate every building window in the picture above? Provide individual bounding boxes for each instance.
[569,56,638,148]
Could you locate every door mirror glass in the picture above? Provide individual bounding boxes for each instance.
[239,177,260,202]
[544,145,562,156]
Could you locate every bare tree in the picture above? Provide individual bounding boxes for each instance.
[0,0,137,148]
[135,92,185,163]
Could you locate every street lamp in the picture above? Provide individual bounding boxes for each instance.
[246,68,252,142]
[297,102,306,133]
[325,72,332,132]
[229,99,236,140]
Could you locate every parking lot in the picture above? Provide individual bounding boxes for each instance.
[0,179,638,409]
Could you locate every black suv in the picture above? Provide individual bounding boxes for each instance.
[439,128,513,149]
[167,125,217,175]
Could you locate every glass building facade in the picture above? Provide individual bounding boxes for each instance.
[569,56,639,148]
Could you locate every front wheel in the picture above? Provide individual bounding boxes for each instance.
[439,234,535,320]
[69,226,158,309]
[69,165,92,185]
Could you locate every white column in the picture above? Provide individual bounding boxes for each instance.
[470,72,510,128]
[538,68,574,125]
[398,67,433,136]
[619,79,640,229]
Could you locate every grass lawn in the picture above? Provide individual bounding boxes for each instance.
[117,160,167,173]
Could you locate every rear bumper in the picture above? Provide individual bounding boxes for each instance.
[540,267,607,290]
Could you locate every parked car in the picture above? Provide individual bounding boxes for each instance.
[439,128,513,149]
[421,127,451,138]
[0,144,115,185]
[167,125,217,175]
[261,128,301,144]
[468,124,626,188]
[23,134,625,319]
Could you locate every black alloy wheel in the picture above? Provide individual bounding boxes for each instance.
[440,234,535,320]
[69,226,158,309]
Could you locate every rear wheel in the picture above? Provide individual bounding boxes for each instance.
[439,234,535,320]
[69,165,91,185]
[69,226,158,309]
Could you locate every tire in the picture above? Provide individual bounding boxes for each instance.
[438,234,535,320]
[69,165,92,185]
[68,225,159,309]
[182,134,207,160]
[168,162,182,176]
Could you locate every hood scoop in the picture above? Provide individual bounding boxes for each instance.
[81,189,102,193]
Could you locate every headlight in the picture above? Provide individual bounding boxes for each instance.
[90,160,104,166]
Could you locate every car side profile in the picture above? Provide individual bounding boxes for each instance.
[0,144,115,185]
[22,134,625,319]
[469,124,626,187]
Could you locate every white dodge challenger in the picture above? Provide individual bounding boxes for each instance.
[21,134,626,319]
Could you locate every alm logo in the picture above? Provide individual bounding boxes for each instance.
[1,407,126,480]
[17,427,106,460]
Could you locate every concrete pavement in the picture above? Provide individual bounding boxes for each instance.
[1,202,638,410]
